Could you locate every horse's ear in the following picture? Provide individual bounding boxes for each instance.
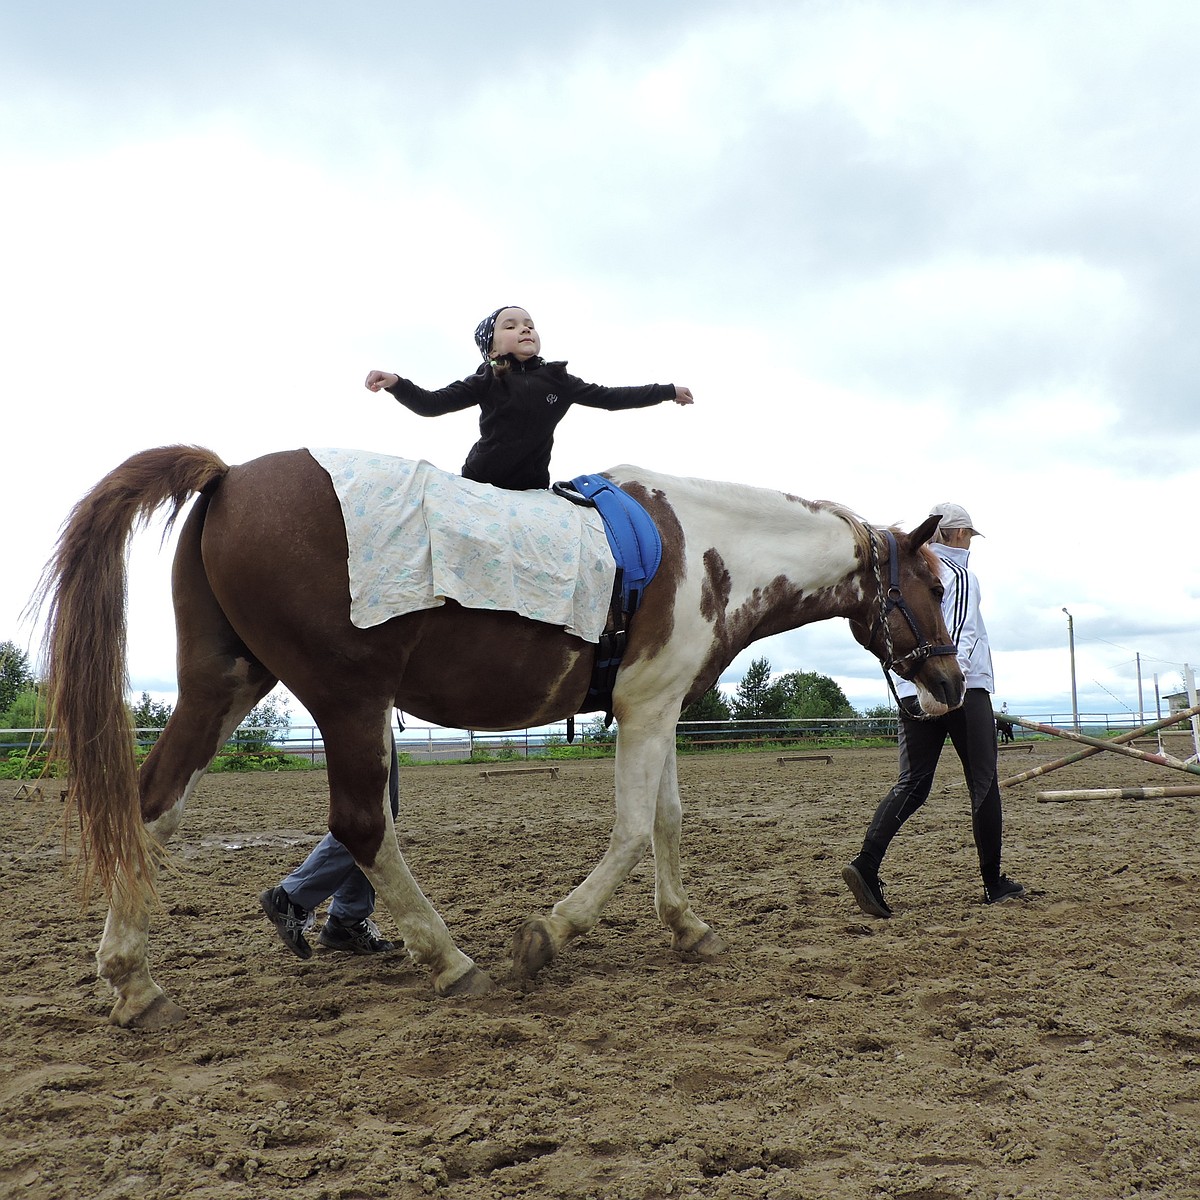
[909,514,941,550]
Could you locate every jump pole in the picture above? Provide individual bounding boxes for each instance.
[1000,702,1200,788]
[996,713,1200,780]
[479,766,561,782]
[1037,785,1200,803]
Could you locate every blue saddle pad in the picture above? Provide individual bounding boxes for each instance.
[560,474,662,614]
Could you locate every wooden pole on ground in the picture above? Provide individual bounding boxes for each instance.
[479,766,561,782]
[997,712,1200,780]
[1000,703,1200,788]
[1037,785,1200,802]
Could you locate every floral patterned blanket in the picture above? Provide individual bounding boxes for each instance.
[309,448,616,642]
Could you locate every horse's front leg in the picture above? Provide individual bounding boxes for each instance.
[651,751,726,959]
[510,720,673,989]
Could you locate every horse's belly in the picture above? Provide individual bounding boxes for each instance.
[387,605,595,731]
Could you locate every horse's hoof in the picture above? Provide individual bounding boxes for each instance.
[509,918,558,992]
[112,992,186,1030]
[678,929,727,960]
[437,965,495,999]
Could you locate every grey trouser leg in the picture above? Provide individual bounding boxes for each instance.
[281,733,401,923]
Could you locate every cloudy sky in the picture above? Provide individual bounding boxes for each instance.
[4,0,1198,729]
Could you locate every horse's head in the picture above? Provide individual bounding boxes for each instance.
[848,515,965,715]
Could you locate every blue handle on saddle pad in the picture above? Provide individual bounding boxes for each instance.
[568,474,662,614]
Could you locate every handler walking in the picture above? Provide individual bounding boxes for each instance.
[842,502,1025,916]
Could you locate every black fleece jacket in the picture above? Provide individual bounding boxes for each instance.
[386,357,676,490]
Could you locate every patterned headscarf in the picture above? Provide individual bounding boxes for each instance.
[473,305,522,362]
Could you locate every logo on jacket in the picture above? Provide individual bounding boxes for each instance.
[545,393,559,404]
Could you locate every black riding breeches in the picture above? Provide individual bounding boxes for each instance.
[859,688,1003,884]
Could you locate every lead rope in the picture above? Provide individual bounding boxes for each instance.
[868,530,913,716]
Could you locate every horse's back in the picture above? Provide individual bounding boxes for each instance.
[195,449,596,729]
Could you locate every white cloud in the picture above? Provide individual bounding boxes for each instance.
[4,0,1199,728]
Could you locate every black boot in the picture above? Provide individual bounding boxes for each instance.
[842,856,893,917]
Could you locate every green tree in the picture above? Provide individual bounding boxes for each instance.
[772,670,855,719]
[130,692,173,748]
[131,692,174,729]
[580,716,617,751]
[234,693,292,753]
[0,688,44,735]
[859,701,899,736]
[680,685,732,723]
[731,657,787,720]
[0,641,34,715]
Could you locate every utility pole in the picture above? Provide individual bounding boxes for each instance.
[1186,664,1199,765]
[1062,607,1080,733]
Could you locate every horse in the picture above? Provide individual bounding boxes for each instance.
[996,716,1016,744]
[37,446,964,1028]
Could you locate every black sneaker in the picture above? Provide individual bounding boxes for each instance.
[984,875,1026,905]
[260,886,314,959]
[318,915,395,955]
[842,859,893,918]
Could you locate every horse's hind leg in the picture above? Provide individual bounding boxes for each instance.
[101,671,273,1029]
[320,711,493,998]
[98,499,277,1028]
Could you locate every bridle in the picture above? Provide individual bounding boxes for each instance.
[865,529,956,685]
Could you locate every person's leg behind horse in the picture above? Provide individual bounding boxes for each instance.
[321,732,402,952]
[325,731,400,916]
[321,711,489,995]
[263,733,402,956]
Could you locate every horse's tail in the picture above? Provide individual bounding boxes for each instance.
[35,445,231,903]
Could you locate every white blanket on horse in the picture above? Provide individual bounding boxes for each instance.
[310,448,616,642]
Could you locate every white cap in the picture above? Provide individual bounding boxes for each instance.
[929,502,983,537]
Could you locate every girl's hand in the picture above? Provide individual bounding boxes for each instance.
[672,386,694,405]
[365,370,400,391]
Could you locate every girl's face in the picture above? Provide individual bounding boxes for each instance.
[489,308,541,361]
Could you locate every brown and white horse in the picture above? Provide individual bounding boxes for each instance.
[38,446,963,1027]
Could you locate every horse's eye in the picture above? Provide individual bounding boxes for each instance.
[933,585,944,602]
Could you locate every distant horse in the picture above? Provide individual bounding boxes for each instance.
[997,716,1015,744]
[39,447,964,1028]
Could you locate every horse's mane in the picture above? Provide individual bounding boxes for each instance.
[812,499,875,559]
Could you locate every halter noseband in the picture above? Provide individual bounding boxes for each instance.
[867,529,956,682]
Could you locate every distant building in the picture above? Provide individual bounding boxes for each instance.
[1165,690,1194,714]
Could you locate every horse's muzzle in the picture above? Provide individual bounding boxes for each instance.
[921,668,965,711]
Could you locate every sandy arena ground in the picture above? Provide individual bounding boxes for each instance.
[2,742,1198,1199]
